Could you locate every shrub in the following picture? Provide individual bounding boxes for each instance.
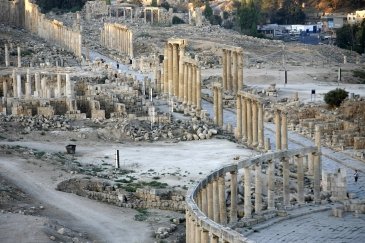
[324,88,348,107]
[172,16,185,24]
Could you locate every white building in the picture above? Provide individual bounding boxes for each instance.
[347,10,365,25]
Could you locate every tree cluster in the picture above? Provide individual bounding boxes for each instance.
[336,20,365,54]
[36,0,90,13]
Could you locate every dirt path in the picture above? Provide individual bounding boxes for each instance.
[0,155,153,243]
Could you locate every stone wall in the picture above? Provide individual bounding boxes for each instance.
[57,178,185,212]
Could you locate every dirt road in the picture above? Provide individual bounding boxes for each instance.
[0,155,153,243]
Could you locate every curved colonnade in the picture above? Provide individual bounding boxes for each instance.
[186,146,322,243]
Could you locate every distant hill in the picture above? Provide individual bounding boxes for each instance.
[303,0,365,13]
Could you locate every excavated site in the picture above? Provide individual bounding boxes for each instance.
[1,1,365,243]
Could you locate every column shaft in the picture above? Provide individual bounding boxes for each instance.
[244,167,251,218]
[172,44,178,96]
[230,171,237,222]
[207,182,213,219]
[252,101,258,146]
[281,112,288,149]
[167,44,173,96]
[238,51,243,91]
[218,176,227,224]
[242,97,247,142]
[217,87,223,127]
[313,153,321,203]
[247,100,252,145]
[296,156,304,204]
[255,164,262,214]
[236,96,242,139]
[258,103,264,148]
[227,51,232,91]
[213,179,220,223]
[201,187,207,215]
[222,50,227,90]
[275,110,282,150]
[283,158,290,207]
[267,161,275,210]
[232,51,238,93]
[196,67,202,111]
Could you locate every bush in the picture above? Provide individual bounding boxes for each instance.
[324,88,348,107]
[172,16,185,24]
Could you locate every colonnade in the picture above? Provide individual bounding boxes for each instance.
[222,47,243,93]
[3,44,21,68]
[274,108,288,150]
[100,23,134,58]
[1,70,73,99]
[236,92,264,148]
[186,147,322,243]
[213,84,223,127]
[162,39,186,97]
[24,0,82,58]
[0,0,24,27]
[143,7,160,24]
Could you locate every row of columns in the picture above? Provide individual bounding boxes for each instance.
[236,92,265,148]
[162,40,186,98]
[187,149,322,242]
[1,70,72,99]
[100,23,133,58]
[143,7,160,24]
[222,47,243,93]
[24,1,82,58]
[3,44,21,68]
[275,109,288,150]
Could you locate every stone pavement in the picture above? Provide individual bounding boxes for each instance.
[247,207,365,242]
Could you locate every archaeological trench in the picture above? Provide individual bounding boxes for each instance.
[1,0,365,242]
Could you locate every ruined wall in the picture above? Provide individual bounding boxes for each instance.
[0,0,25,27]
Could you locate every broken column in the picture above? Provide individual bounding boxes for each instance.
[5,44,9,67]
[17,46,21,68]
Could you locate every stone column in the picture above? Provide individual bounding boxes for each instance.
[183,63,188,104]
[230,171,237,222]
[258,102,264,148]
[232,51,238,93]
[207,181,213,219]
[255,163,262,214]
[213,86,218,125]
[282,157,290,207]
[178,48,184,100]
[187,64,192,105]
[196,67,201,111]
[201,187,207,215]
[267,160,275,210]
[192,65,197,107]
[313,153,321,204]
[17,46,21,68]
[172,44,178,96]
[5,44,9,67]
[217,86,223,127]
[296,155,304,204]
[34,72,40,98]
[57,74,62,98]
[25,70,31,98]
[244,167,251,218]
[40,77,46,98]
[315,125,321,150]
[252,101,258,146]
[210,235,219,243]
[236,95,242,139]
[2,79,7,98]
[241,97,247,142]
[167,44,173,96]
[222,50,227,90]
[65,73,72,98]
[163,46,168,94]
[227,50,232,91]
[237,51,243,91]
[308,153,314,175]
[195,223,201,243]
[16,74,22,98]
[12,70,17,98]
[281,112,288,149]
[201,229,208,243]
[213,179,220,223]
[218,176,227,224]
[186,212,190,243]
[247,99,252,145]
[275,110,282,150]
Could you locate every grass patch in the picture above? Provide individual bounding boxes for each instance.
[353,70,365,82]
[120,180,168,192]
[134,208,149,221]
[34,151,46,159]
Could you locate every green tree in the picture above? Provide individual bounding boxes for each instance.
[204,1,213,19]
[237,1,261,35]
[151,0,158,7]
[324,88,348,107]
[336,23,365,54]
